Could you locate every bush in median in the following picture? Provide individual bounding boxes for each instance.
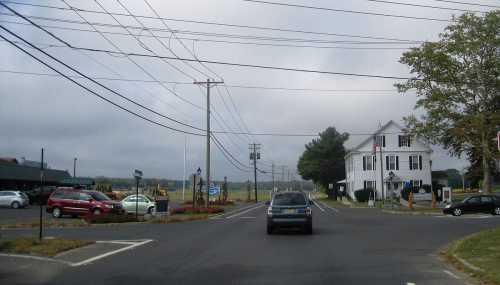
[84,213,142,224]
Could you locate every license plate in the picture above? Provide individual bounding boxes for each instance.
[283,209,296,214]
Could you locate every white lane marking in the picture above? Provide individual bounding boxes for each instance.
[406,283,416,285]
[0,253,72,265]
[209,203,262,220]
[443,270,460,279]
[312,200,325,212]
[226,204,265,219]
[70,239,153,267]
[315,200,339,213]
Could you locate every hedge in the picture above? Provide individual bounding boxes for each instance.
[354,188,375,202]
[170,206,224,215]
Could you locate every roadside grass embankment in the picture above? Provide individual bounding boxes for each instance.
[443,228,500,285]
[0,237,93,257]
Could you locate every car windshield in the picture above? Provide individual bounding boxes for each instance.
[89,191,111,201]
[273,193,307,206]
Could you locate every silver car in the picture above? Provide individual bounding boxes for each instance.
[0,190,30,208]
[121,194,156,215]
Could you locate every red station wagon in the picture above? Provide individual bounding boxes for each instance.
[46,188,124,218]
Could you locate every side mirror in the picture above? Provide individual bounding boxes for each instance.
[265,201,270,206]
[309,200,314,205]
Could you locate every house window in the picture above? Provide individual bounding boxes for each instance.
[398,135,411,147]
[409,155,422,170]
[386,155,399,170]
[373,135,386,148]
[364,180,376,190]
[363,155,376,171]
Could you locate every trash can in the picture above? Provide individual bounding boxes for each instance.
[155,197,169,214]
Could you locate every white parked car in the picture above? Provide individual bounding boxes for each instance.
[121,194,156,215]
[0,190,29,208]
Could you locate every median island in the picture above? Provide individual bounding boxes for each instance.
[444,228,500,285]
[0,237,94,257]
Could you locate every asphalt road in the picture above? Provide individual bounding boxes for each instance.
[1,202,500,285]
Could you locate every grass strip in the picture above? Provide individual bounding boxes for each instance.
[443,227,500,285]
[0,237,93,257]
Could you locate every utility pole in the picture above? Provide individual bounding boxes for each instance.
[73,157,77,178]
[194,78,224,208]
[271,163,275,192]
[39,148,44,242]
[281,166,285,191]
[182,136,186,201]
[249,143,261,202]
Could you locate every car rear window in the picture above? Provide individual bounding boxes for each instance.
[273,193,307,206]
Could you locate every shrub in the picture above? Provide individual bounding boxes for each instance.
[354,188,375,202]
[170,206,224,215]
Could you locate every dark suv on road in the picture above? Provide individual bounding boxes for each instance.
[47,188,123,218]
[266,191,313,234]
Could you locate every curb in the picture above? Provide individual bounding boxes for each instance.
[452,254,484,272]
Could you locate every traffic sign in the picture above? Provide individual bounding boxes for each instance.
[209,185,220,195]
[133,169,143,179]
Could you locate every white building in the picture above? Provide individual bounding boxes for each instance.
[344,120,432,201]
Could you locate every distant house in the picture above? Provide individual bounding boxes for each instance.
[344,121,433,201]
[0,159,71,190]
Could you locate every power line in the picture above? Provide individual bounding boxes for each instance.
[211,134,251,172]
[0,18,417,50]
[1,1,426,42]
[242,0,452,22]
[0,23,206,133]
[0,28,204,136]
[427,0,500,9]
[0,69,406,94]
[361,0,486,13]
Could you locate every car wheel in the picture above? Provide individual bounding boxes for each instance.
[453,208,462,216]
[148,207,155,215]
[52,207,62,218]
[11,201,20,209]
[267,225,273,235]
[93,208,102,216]
[494,207,500,216]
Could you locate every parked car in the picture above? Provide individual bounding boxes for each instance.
[121,194,156,215]
[46,189,124,218]
[25,186,56,205]
[266,191,313,234]
[0,190,29,208]
[443,195,500,216]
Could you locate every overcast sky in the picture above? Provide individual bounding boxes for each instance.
[2,0,489,181]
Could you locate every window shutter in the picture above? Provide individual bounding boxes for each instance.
[420,180,423,187]
[398,135,401,147]
[419,155,422,170]
[364,181,367,190]
[386,156,389,170]
[396,156,399,170]
[373,156,376,170]
[408,136,411,147]
[383,136,386,147]
[409,156,413,170]
[363,156,366,171]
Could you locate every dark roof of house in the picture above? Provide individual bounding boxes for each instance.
[0,157,18,164]
[0,162,71,183]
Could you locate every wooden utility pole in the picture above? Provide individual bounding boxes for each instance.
[249,143,261,202]
[194,79,224,208]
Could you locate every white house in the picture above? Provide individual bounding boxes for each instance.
[344,120,432,201]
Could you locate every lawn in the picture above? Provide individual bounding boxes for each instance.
[0,237,93,257]
[445,228,500,285]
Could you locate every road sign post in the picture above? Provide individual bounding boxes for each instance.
[133,169,143,220]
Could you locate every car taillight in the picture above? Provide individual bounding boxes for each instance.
[305,207,312,215]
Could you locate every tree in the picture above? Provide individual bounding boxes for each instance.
[396,11,500,193]
[297,127,349,199]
